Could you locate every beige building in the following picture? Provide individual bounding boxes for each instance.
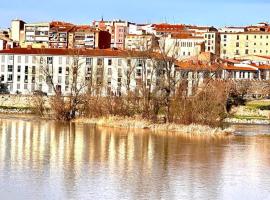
[163,34,205,59]
[220,32,270,59]
[204,32,220,55]
[11,19,25,43]
[22,22,50,48]
[125,34,157,51]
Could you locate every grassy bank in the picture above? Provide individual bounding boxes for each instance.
[73,116,233,135]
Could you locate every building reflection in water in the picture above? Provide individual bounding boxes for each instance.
[0,118,270,200]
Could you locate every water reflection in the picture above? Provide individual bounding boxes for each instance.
[0,119,270,200]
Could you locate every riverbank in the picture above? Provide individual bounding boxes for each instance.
[73,116,233,135]
[226,100,270,125]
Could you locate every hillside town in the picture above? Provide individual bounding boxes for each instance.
[1,19,270,97]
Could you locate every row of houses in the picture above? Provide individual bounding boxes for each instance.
[4,19,270,59]
[0,47,270,96]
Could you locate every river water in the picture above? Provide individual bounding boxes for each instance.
[0,118,270,200]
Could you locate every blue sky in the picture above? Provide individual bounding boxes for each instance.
[1,0,270,28]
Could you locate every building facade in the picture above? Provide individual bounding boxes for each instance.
[220,32,270,59]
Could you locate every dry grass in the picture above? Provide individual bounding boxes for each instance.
[73,116,233,135]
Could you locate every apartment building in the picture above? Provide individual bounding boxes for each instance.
[204,31,220,55]
[93,19,129,49]
[11,19,25,43]
[219,27,246,33]
[154,24,187,37]
[22,22,50,48]
[68,26,111,49]
[125,34,157,51]
[163,34,205,59]
[49,21,74,48]
[220,32,270,59]
[0,48,165,96]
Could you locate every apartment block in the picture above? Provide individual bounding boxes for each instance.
[125,34,157,51]
[49,21,74,48]
[204,32,220,55]
[164,34,205,59]
[11,19,25,43]
[220,32,270,59]
[0,48,164,96]
[23,22,50,48]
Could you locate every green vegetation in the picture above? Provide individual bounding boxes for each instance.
[0,105,32,110]
[233,115,269,121]
[246,100,270,110]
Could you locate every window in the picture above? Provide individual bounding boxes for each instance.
[237,35,239,40]
[1,55,5,62]
[32,56,37,63]
[9,55,13,61]
[86,57,92,65]
[118,68,122,77]
[17,56,21,63]
[136,69,142,76]
[66,67,69,75]
[245,49,249,55]
[17,84,20,90]
[118,59,122,66]
[25,56,28,63]
[97,58,103,65]
[236,42,239,47]
[254,43,256,46]
[47,57,53,64]
[17,75,21,81]
[246,35,249,40]
[66,57,70,65]
[7,74,13,81]
[32,66,36,74]
[32,76,35,83]
[254,35,257,39]
[127,59,131,66]
[58,76,62,84]
[223,50,226,54]
[18,65,21,73]
[58,67,62,74]
[107,78,112,85]
[236,50,239,55]
[64,76,69,85]
[1,75,4,81]
[25,66,28,74]
[108,59,112,66]
[59,57,62,65]
[24,75,28,83]
[108,68,112,76]
[40,57,44,64]
[8,65,13,72]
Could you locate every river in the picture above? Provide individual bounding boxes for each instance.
[0,118,270,200]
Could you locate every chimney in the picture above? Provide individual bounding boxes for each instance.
[6,44,11,50]
[27,45,32,50]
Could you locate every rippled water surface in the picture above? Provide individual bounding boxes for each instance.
[0,118,270,200]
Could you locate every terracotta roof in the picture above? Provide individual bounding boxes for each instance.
[224,65,257,71]
[251,64,270,70]
[0,48,130,57]
[0,48,164,58]
[175,60,221,71]
[171,33,204,39]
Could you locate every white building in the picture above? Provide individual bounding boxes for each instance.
[163,34,205,59]
[0,48,166,96]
